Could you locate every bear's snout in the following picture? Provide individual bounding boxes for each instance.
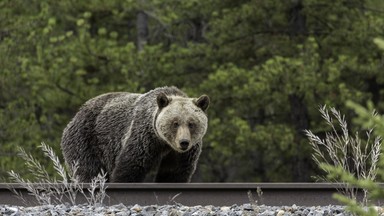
[176,124,191,151]
[179,139,190,150]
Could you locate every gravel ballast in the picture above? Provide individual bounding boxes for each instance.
[0,203,359,216]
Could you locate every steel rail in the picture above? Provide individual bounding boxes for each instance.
[0,183,369,207]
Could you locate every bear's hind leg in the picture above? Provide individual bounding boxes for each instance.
[64,147,107,182]
[75,155,107,182]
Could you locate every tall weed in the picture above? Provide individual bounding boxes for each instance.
[305,106,381,205]
[8,142,108,206]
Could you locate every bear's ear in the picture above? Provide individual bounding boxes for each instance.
[157,92,170,109]
[195,95,210,112]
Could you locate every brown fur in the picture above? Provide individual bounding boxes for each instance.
[60,86,209,182]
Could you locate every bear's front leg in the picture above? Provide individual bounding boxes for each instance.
[111,162,148,182]
[155,143,202,183]
[111,143,155,182]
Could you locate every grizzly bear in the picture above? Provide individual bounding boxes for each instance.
[60,86,209,182]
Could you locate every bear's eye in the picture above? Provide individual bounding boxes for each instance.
[172,122,179,129]
[188,123,195,129]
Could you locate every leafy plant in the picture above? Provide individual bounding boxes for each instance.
[8,142,108,206]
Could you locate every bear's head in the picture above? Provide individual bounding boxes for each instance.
[155,93,210,153]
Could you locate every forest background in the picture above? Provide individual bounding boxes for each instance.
[1,0,384,182]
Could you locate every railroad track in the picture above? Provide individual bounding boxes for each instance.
[0,183,366,207]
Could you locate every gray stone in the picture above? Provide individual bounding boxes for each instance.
[0,203,354,215]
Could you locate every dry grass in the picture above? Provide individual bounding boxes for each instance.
[305,105,382,205]
[8,142,108,206]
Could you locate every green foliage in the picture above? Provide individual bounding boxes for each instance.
[2,0,384,182]
[320,164,381,216]
[333,193,378,216]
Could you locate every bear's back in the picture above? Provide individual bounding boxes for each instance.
[94,92,141,140]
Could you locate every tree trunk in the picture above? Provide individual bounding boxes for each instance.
[136,11,148,51]
[289,94,310,182]
[289,0,306,36]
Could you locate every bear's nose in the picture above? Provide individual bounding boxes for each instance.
[179,139,190,150]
